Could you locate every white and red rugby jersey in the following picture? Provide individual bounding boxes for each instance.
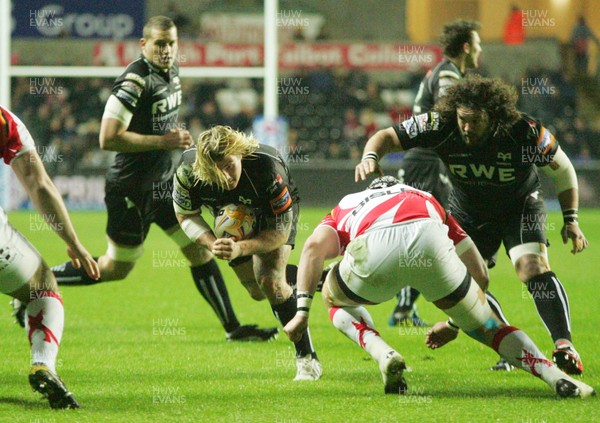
[0,105,35,165]
[319,184,470,254]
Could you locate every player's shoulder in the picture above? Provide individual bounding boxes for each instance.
[0,104,17,124]
[398,110,447,138]
[0,105,14,145]
[434,60,462,80]
[254,144,280,158]
[251,144,284,166]
[507,112,543,141]
[117,56,150,87]
[0,105,12,129]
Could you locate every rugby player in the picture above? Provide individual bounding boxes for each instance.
[173,125,322,381]
[390,19,481,329]
[283,176,594,398]
[356,75,588,375]
[1,105,100,408]
[47,16,277,342]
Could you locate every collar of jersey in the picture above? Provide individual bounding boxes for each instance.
[443,58,464,77]
[140,54,172,77]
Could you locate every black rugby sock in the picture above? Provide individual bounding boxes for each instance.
[271,294,317,359]
[393,286,421,314]
[285,263,327,292]
[191,260,240,333]
[527,271,571,342]
[52,258,101,285]
[285,264,298,289]
[485,291,511,325]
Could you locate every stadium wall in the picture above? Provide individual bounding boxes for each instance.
[144,0,408,41]
[6,162,600,211]
[289,162,600,209]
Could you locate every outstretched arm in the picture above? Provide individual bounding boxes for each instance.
[284,226,340,343]
[99,96,192,152]
[10,150,99,280]
[540,146,588,254]
[355,127,403,182]
[446,213,489,291]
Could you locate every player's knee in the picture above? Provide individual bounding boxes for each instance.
[256,276,277,299]
[180,242,213,266]
[12,262,57,304]
[29,261,58,293]
[479,273,490,292]
[470,267,489,292]
[464,315,507,345]
[320,267,342,309]
[515,255,549,283]
[112,265,135,280]
[442,281,492,334]
[240,279,266,301]
[106,239,143,263]
[257,276,291,304]
[1,225,43,299]
[510,244,549,282]
[254,257,291,303]
[100,257,135,281]
[248,290,266,301]
[475,316,504,336]
[103,239,142,280]
[321,282,336,309]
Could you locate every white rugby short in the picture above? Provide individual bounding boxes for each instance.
[0,209,42,294]
[337,219,467,304]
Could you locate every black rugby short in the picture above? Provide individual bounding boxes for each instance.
[449,191,549,268]
[105,180,178,246]
[399,150,452,208]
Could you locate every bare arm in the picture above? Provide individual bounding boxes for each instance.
[296,226,340,294]
[446,213,489,290]
[99,117,192,153]
[458,243,489,291]
[355,127,403,182]
[540,146,588,254]
[175,211,217,250]
[10,150,99,280]
[284,226,340,343]
[211,210,293,260]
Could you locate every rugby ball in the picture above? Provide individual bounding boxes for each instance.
[214,204,256,240]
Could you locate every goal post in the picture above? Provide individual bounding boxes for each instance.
[0,0,280,210]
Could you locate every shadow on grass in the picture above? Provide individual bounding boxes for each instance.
[0,396,51,409]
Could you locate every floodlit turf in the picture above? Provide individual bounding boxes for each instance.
[2,208,599,422]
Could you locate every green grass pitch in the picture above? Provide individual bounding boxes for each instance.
[1,208,599,422]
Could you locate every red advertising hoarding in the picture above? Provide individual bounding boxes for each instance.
[94,42,442,70]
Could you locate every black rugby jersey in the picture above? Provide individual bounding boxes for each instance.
[394,112,559,213]
[413,59,463,114]
[406,59,463,161]
[106,55,182,192]
[173,144,299,219]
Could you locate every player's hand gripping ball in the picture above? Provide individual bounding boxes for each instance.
[214,204,256,241]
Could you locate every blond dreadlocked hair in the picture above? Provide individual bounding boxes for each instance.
[193,125,259,191]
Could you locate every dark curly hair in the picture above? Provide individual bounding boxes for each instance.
[433,75,521,127]
[440,19,481,58]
